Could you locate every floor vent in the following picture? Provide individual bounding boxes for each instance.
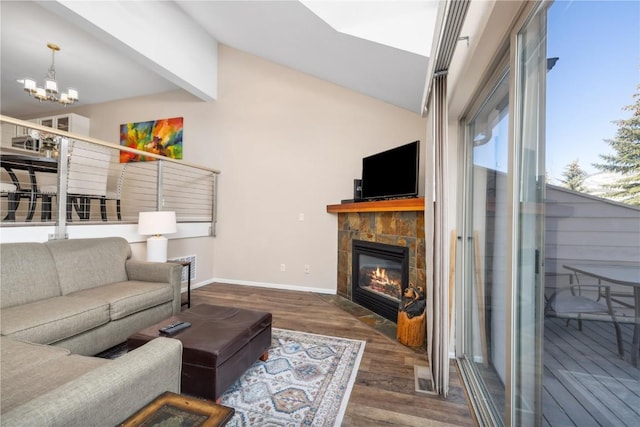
[414,365,436,394]
[169,255,196,282]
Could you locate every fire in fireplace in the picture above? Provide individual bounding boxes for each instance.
[359,260,403,300]
[352,240,409,322]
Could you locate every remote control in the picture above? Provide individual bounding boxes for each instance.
[159,321,191,336]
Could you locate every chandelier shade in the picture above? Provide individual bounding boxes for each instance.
[21,43,78,106]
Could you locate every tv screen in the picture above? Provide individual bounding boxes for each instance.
[361,140,419,201]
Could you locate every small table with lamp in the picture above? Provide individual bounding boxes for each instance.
[138,211,191,307]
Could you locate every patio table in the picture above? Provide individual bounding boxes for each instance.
[563,263,640,367]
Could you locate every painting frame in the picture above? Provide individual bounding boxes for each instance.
[119,117,183,163]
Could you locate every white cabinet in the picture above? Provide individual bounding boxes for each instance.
[1,113,90,149]
[33,113,90,136]
[1,123,18,146]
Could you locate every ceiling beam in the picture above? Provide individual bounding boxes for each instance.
[38,0,218,101]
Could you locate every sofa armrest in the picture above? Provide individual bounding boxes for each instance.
[126,260,183,313]
[1,337,183,427]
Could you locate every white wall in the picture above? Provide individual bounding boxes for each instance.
[72,45,427,293]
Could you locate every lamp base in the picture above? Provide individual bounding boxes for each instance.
[146,235,168,262]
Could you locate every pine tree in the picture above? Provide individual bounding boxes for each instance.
[592,86,640,205]
[545,170,554,186]
[561,159,586,192]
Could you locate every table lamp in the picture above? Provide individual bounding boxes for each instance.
[138,211,177,262]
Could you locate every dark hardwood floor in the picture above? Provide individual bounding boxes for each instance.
[192,282,475,427]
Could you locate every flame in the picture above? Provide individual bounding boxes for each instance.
[370,266,399,287]
[374,266,387,279]
[365,265,401,299]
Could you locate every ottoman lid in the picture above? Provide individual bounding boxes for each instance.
[130,304,272,367]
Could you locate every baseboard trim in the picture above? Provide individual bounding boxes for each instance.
[209,278,337,295]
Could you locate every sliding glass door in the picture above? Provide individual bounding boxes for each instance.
[458,1,640,424]
[459,66,511,426]
[512,5,548,424]
[458,3,548,425]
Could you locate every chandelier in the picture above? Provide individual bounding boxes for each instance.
[21,43,78,105]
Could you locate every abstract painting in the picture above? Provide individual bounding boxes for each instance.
[120,117,183,163]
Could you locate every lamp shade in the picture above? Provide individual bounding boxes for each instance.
[138,211,177,236]
[67,88,79,101]
[23,78,36,93]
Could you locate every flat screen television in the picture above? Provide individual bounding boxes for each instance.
[361,140,419,201]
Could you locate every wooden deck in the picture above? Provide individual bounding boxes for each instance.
[543,316,640,426]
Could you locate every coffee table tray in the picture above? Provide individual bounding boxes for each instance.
[119,391,234,427]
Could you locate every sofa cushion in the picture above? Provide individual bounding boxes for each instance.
[1,337,108,414]
[46,237,131,295]
[0,242,62,308]
[69,280,174,321]
[0,336,71,374]
[0,296,110,344]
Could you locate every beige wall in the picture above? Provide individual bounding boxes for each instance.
[74,45,427,293]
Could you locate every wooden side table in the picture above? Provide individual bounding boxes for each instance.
[119,391,234,426]
[168,260,191,308]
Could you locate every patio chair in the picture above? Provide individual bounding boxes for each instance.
[547,280,624,358]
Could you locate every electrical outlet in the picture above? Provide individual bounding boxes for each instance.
[280,263,286,272]
[304,265,310,274]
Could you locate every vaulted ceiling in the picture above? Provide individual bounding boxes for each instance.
[1,1,440,118]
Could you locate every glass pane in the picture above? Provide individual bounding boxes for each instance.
[40,118,53,128]
[358,254,403,300]
[56,116,69,132]
[514,5,547,425]
[543,1,640,425]
[465,70,510,424]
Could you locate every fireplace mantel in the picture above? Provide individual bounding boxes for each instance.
[326,197,425,214]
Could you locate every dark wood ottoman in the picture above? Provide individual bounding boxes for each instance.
[127,304,272,402]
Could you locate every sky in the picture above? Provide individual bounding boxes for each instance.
[545,0,640,183]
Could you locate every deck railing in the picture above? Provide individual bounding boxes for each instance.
[0,115,220,241]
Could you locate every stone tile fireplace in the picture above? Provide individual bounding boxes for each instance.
[327,198,426,323]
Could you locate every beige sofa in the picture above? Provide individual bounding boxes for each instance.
[0,237,185,426]
[0,237,182,355]
[1,336,182,426]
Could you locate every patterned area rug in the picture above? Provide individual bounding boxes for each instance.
[221,328,366,427]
